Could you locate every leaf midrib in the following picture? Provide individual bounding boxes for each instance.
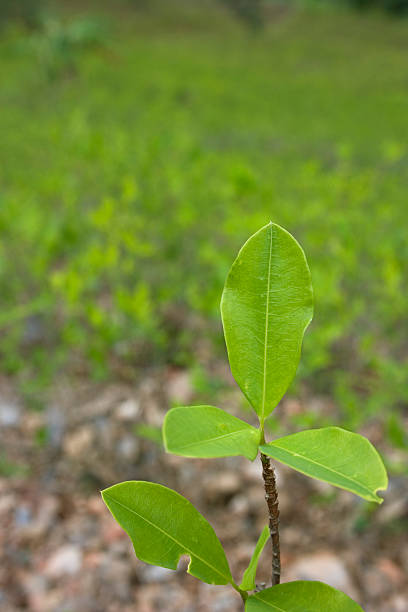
[264,443,376,499]
[104,493,231,583]
[261,224,273,422]
[174,427,255,451]
[251,593,287,611]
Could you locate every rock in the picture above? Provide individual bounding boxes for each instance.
[63,427,94,457]
[199,584,241,612]
[378,496,408,524]
[142,565,174,583]
[166,369,193,404]
[285,552,357,598]
[14,504,32,527]
[102,556,132,581]
[115,398,140,421]
[117,434,140,460]
[229,494,250,516]
[24,411,44,434]
[83,551,104,569]
[386,595,408,612]
[0,401,20,427]
[76,387,121,421]
[204,471,241,501]
[19,573,47,611]
[44,545,82,578]
[242,484,266,514]
[136,583,187,612]
[18,497,59,543]
[376,559,406,586]
[178,463,198,486]
[234,542,258,566]
[213,593,241,611]
[362,565,387,598]
[282,526,308,548]
[0,493,15,514]
[102,519,127,544]
[87,495,106,515]
[242,458,261,483]
[46,404,65,447]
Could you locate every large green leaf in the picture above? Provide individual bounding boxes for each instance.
[102,481,233,585]
[163,405,260,460]
[221,222,313,423]
[260,427,388,503]
[245,581,363,611]
[239,525,269,591]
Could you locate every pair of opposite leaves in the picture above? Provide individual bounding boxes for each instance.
[164,223,387,505]
[103,223,387,611]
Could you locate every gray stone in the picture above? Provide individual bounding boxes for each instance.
[0,401,20,427]
[285,552,357,599]
[45,545,82,578]
[167,370,193,404]
[117,434,140,460]
[142,565,174,583]
[115,398,140,421]
[63,427,94,457]
[204,471,241,501]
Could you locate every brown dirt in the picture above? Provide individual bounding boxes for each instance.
[0,369,407,611]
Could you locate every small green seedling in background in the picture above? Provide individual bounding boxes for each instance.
[102,223,388,611]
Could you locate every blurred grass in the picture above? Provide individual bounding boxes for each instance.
[0,0,407,432]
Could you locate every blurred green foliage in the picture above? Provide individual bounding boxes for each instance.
[0,0,43,29]
[26,15,108,80]
[134,423,163,447]
[220,0,264,28]
[0,454,30,477]
[0,1,407,434]
[347,0,408,14]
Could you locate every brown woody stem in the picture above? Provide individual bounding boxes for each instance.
[260,452,281,586]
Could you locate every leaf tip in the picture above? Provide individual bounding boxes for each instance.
[100,488,111,509]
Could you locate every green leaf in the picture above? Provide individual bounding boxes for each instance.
[221,222,313,423]
[102,481,233,585]
[239,525,269,591]
[163,405,260,460]
[245,581,363,611]
[260,427,388,503]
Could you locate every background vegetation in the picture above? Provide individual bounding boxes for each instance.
[1,0,407,443]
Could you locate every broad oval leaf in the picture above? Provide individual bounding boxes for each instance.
[221,222,313,423]
[260,427,388,503]
[102,481,233,585]
[163,405,261,461]
[239,525,269,591]
[245,581,363,611]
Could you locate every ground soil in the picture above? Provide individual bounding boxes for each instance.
[0,368,407,611]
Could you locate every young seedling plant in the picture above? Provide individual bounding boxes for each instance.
[102,223,388,611]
